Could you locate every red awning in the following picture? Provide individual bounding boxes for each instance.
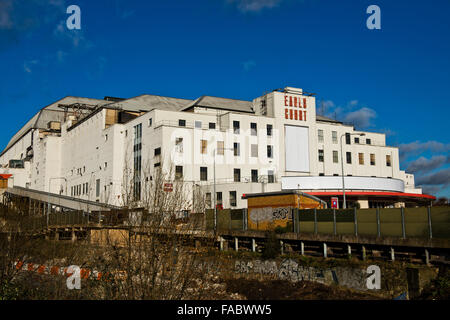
[308,191,436,201]
[0,174,12,180]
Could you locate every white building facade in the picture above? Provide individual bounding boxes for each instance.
[0,87,434,210]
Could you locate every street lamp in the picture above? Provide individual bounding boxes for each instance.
[213,146,234,233]
[340,133,365,209]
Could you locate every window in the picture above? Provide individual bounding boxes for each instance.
[201,140,207,154]
[154,162,161,168]
[179,119,186,127]
[386,155,391,167]
[366,138,371,145]
[355,137,360,144]
[125,130,128,137]
[358,153,364,165]
[333,150,339,163]
[267,145,273,158]
[333,174,339,176]
[133,124,142,201]
[209,122,216,129]
[251,169,258,183]
[233,121,240,134]
[319,173,324,176]
[251,144,258,157]
[318,149,324,162]
[200,167,208,181]
[267,124,273,136]
[234,143,240,156]
[175,166,183,180]
[154,147,161,156]
[216,192,223,206]
[332,131,337,144]
[217,141,224,155]
[370,153,376,166]
[251,123,257,136]
[104,162,108,169]
[105,134,108,141]
[233,168,241,182]
[175,137,183,153]
[195,121,202,129]
[205,193,212,208]
[148,118,152,127]
[318,129,324,143]
[268,170,275,183]
[345,133,351,145]
[346,152,352,164]
[96,179,100,197]
[230,191,237,207]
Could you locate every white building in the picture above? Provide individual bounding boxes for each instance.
[0,87,435,209]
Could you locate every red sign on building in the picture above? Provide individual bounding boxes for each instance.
[284,94,307,121]
[163,183,173,192]
[331,197,339,209]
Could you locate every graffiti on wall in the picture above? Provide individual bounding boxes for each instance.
[249,207,292,223]
[235,259,369,291]
[235,259,328,283]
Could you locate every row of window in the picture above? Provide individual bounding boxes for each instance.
[171,119,274,136]
[174,165,275,183]
[70,180,100,198]
[171,139,274,158]
[318,130,372,145]
[318,150,391,166]
[205,191,238,207]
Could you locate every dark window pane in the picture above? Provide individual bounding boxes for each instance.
[251,169,258,183]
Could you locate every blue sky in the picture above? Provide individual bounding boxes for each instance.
[0,0,449,198]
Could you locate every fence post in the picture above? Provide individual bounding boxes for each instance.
[401,207,406,239]
[354,207,358,237]
[243,209,248,231]
[296,208,300,234]
[376,207,381,238]
[314,208,318,235]
[292,208,296,233]
[333,209,337,236]
[427,206,433,239]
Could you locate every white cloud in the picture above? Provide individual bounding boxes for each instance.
[416,168,450,187]
[53,20,92,49]
[406,155,448,174]
[228,0,282,13]
[243,60,256,71]
[321,99,377,129]
[56,50,68,63]
[343,107,377,129]
[399,140,450,161]
[23,60,38,73]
